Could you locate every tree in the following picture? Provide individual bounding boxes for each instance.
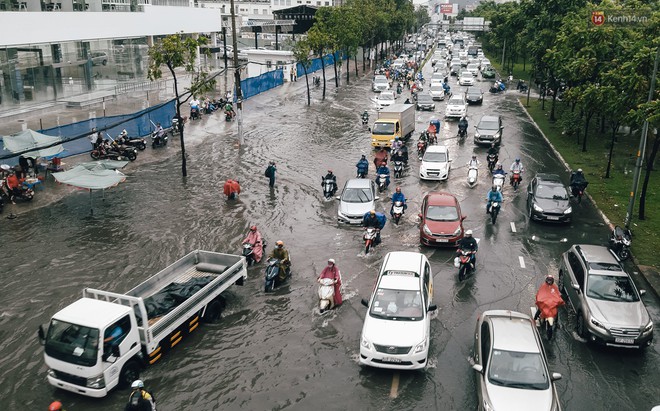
[148,33,215,177]
[306,24,333,99]
[293,39,313,106]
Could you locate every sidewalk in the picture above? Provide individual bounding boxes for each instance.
[638,266,660,299]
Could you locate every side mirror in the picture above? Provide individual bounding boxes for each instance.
[572,283,580,291]
[368,128,372,132]
[639,289,646,296]
[428,304,437,312]
[551,372,562,381]
[472,364,484,374]
[461,216,467,221]
[418,213,423,219]
[335,196,340,200]
[37,324,46,346]
[375,196,380,200]
[361,298,369,308]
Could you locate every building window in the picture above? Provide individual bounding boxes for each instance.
[266,60,272,69]
[253,8,257,13]
[325,1,329,4]
[263,8,267,13]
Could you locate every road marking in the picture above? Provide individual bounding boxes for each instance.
[510,222,516,232]
[389,372,400,398]
[519,256,526,269]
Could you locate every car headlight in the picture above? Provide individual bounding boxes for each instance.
[423,224,432,235]
[590,316,608,331]
[482,400,495,411]
[47,369,57,379]
[644,320,654,333]
[361,335,371,349]
[453,226,462,236]
[475,132,480,138]
[87,373,106,389]
[533,203,544,212]
[337,209,346,218]
[564,207,572,214]
[414,339,427,353]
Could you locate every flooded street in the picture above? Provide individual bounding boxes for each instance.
[1,63,658,410]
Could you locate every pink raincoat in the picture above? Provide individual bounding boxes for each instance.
[319,264,342,306]
[243,230,263,263]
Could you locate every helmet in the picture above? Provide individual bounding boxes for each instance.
[545,274,555,285]
[49,401,63,411]
[328,169,333,174]
[395,137,400,141]
[395,186,401,192]
[361,155,366,159]
[497,164,503,169]
[370,210,376,215]
[515,158,520,162]
[491,142,495,148]
[328,258,335,264]
[472,155,477,159]
[492,185,497,191]
[131,380,144,389]
[577,168,583,173]
[465,230,473,237]
[276,240,284,247]
[250,225,257,231]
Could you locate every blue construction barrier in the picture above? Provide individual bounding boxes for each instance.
[239,69,284,100]
[296,51,347,78]
[0,99,176,163]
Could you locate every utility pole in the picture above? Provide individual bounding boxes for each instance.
[625,46,659,229]
[229,0,244,144]
[501,38,506,71]
[222,26,228,95]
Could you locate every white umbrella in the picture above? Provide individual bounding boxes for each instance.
[53,164,127,214]
[1,129,64,159]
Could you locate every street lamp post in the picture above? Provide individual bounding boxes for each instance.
[229,0,244,144]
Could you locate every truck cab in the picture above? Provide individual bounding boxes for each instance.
[371,119,401,147]
[43,298,142,398]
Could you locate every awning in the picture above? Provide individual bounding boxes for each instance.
[1,129,64,159]
[52,164,126,190]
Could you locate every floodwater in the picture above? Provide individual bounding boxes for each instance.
[1,62,658,410]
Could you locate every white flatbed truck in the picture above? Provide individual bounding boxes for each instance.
[38,250,247,398]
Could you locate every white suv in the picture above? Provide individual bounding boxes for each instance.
[359,252,436,370]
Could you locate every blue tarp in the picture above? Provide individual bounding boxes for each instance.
[239,69,284,100]
[296,51,347,78]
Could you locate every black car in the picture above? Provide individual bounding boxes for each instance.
[474,115,503,145]
[465,87,483,104]
[416,93,436,111]
[527,173,573,223]
[450,64,461,76]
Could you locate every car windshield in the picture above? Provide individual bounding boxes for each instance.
[477,120,499,130]
[488,350,549,390]
[372,123,395,135]
[586,275,639,302]
[341,187,373,203]
[379,93,395,101]
[369,288,424,321]
[430,85,443,92]
[374,77,388,84]
[45,319,100,367]
[536,184,568,200]
[426,205,458,221]
[423,152,448,163]
[449,97,464,106]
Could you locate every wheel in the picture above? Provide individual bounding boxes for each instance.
[491,208,498,224]
[264,280,274,292]
[576,312,586,338]
[458,265,467,281]
[138,143,146,151]
[119,361,140,388]
[90,151,100,160]
[127,151,137,161]
[577,194,582,204]
[202,300,223,323]
[24,194,34,201]
[619,248,630,260]
[102,59,107,66]
[365,242,371,254]
[394,215,401,225]
[152,141,157,149]
[513,180,519,190]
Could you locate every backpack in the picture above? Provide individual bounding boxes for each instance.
[265,166,272,178]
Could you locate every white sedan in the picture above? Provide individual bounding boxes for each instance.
[375,91,396,109]
[459,72,475,86]
[445,95,468,118]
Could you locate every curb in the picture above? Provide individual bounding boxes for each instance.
[517,99,660,298]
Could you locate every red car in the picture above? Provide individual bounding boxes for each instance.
[419,192,466,247]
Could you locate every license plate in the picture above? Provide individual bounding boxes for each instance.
[615,337,635,344]
[382,357,402,363]
[436,239,449,243]
[428,173,438,176]
[547,216,560,221]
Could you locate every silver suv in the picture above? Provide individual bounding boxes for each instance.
[559,244,653,349]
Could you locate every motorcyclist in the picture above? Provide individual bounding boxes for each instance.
[124,380,156,411]
[374,148,388,168]
[569,168,589,195]
[318,258,342,308]
[534,274,565,340]
[269,240,291,281]
[362,210,384,245]
[442,80,451,95]
[391,136,403,152]
[190,97,200,118]
[427,122,437,144]
[430,117,441,135]
[467,155,480,169]
[321,169,338,196]
[492,163,507,176]
[486,185,504,214]
[510,158,524,184]
[375,164,391,189]
[242,225,264,263]
[457,229,478,265]
[361,110,369,123]
[153,123,165,145]
[458,116,468,136]
[223,179,241,200]
[487,142,499,157]
[224,101,235,119]
[396,82,403,94]
[356,155,369,178]
[390,186,407,216]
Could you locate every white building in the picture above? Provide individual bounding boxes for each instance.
[244,49,295,80]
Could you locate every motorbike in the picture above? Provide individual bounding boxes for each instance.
[609,226,632,261]
[531,307,559,341]
[455,249,476,281]
[570,182,588,203]
[417,140,427,160]
[511,170,522,190]
[90,145,133,161]
[171,116,184,135]
[467,165,478,188]
[190,107,201,120]
[117,132,146,151]
[318,278,336,313]
[361,113,369,125]
[323,178,336,199]
[151,130,169,149]
[109,142,138,161]
[489,82,505,93]
[377,174,389,192]
[363,227,380,254]
[225,110,235,122]
[517,81,529,93]
[393,161,404,179]
[458,124,468,138]
[493,174,506,193]
[392,201,404,225]
[487,154,498,174]
[356,168,367,178]
[242,240,265,266]
[264,258,290,292]
[488,201,501,224]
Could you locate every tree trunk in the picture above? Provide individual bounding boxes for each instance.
[582,112,593,152]
[550,92,558,121]
[321,52,327,99]
[169,65,187,177]
[605,123,619,178]
[332,52,339,87]
[639,132,660,220]
[362,46,366,72]
[304,66,310,106]
[600,115,606,133]
[354,53,358,77]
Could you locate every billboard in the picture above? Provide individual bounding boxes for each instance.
[440,4,453,14]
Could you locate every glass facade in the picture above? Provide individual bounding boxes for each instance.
[0,37,150,110]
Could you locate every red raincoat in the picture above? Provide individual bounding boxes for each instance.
[535,283,565,319]
[223,179,241,198]
[319,264,342,306]
[374,149,388,168]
